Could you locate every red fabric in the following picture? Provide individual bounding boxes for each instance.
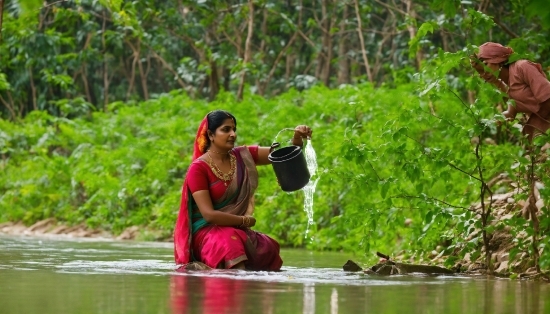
[170,275,248,314]
[193,115,209,161]
[192,225,249,268]
[248,145,259,163]
[174,181,192,264]
[174,114,214,264]
[174,145,281,270]
[478,42,514,64]
[192,225,282,270]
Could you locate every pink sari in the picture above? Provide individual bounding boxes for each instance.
[174,123,282,270]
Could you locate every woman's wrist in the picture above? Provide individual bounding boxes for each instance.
[292,135,303,147]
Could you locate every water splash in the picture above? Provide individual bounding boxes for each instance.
[302,138,319,238]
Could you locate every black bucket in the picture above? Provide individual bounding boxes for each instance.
[268,143,311,192]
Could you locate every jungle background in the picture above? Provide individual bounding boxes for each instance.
[1,0,550,276]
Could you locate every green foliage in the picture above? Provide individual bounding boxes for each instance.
[0,80,515,266]
[2,0,550,271]
[525,0,550,29]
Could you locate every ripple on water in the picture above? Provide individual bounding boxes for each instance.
[172,266,471,287]
[1,235,473,287]
[56,259,175,275]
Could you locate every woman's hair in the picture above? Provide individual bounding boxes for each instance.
[207,110,237,132]
[204,110,237,151]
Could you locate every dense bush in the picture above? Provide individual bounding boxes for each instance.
[2,77,550,271]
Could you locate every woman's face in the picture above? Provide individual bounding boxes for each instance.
[210,118,237,151]
[480,61,501,81]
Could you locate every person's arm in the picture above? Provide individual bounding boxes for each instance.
[470,55,509,93]
[503,101,518,120]
[486,77,509,94]
[255,125,313,165]
[192,190,256,227]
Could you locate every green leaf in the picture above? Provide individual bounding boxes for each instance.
[408,21,437,59]
[380,181,389,199]
[0,73,12,91]
[19,0,43,14]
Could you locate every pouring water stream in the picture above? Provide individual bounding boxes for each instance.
[272,128,319,239]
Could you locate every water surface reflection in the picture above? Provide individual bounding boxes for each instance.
[0,235,548,314]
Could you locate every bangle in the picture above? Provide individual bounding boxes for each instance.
[238,215,252,228]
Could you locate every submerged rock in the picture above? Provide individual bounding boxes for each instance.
[179,262,213,271]
[342,260,363,272]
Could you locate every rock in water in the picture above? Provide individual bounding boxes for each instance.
[342,260,363,272]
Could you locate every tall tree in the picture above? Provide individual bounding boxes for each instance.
[237,0,254,101]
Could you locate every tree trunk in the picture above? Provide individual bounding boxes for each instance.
[0,0,4,42]
[353,0,373,83]
[372,18,393,80]
[237,0,254,101]
[136,41,149,100]
[315,0,332,86]
[126,40,139,100]
[405,0,422,69]
[28,67,37,110]
[0,94,16,120]
[80,33,93,104]
[101,10,109,110]
[209,60,220,101]
[256,7,268,94]
[80,65,92,103]
[336,4,350,85]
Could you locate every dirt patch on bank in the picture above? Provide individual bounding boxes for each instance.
[0,218,140,240]
[430,176,549,280]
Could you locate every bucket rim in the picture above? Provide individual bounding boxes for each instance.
[268,151,304,163]
[268,145,301,158]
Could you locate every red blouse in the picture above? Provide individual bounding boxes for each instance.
[187,146,259,200]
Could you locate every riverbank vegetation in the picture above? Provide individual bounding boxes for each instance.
[1,0,550,277]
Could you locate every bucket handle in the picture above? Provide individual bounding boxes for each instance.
[270,142,281,152]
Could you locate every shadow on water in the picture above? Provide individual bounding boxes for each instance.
[1,235,549,314]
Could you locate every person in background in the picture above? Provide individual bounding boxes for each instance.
[470,42,550,141]
[173,110,312,270]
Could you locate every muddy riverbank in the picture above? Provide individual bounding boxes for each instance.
[0,218,139,240]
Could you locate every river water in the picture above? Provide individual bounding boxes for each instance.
[0,235,548,314]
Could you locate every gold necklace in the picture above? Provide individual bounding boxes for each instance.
[209,149,229,155]
[206,151,236,186]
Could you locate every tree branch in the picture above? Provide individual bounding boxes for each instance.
[392,194,471,211]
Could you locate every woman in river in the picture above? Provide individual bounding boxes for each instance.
[173,110,312,270]
[470,42,550,141]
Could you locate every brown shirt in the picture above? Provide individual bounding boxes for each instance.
[508,60,550,114]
